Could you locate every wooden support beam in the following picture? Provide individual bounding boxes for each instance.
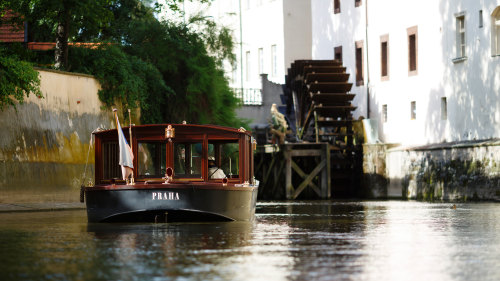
[299,105,313,140]
[285,146,293,199]
[263,155,277,189]
[291,160,321,195]
[321,144,331,198]
[274,156,285,187]
[292,159,325,199]
[283,144,332,199]
[291,149,322,157]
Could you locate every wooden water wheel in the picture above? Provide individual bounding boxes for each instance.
[284,59,360,197]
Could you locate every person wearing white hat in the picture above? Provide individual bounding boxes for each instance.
[208,156,226,179]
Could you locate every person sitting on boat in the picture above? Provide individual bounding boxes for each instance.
[208,157,226,179]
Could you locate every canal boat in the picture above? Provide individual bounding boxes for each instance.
[82,122,258,223]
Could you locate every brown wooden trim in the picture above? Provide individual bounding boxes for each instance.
[87,182,257,192]
[95,136,103,183]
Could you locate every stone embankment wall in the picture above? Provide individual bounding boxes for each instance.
[363,140,500,201]
[0,69,114,203]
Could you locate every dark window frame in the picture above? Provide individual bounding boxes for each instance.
[334,0,341,14]
[411,101,417,120]
[334,45,343,63]
[173,141,204,179]
[407,26,418,76]
[382,104,388,123]
[355,40,364,86]
[456,13,466,59]
[137,141,167,179]
[102,142,121,180]
[380,34,389,80]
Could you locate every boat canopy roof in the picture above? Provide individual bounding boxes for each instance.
[94,123,252,139]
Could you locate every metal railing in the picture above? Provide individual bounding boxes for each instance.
[233,88,263,106]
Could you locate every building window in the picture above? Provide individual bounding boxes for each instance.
[355,40,364,86]
[407,26,418,75]
[355,0,362,7]
[245,51,251,81]
[258,48,264,74]
[492,6,500,56]
[271,44,277,76]
[456,13,466,59]
[334,0,340,14]
[231,64,237,84]
[410,101,416,120]
[380,35,389,80]
[334,46,343,63]
[441,97,447,120]
[479,10,483,28]
[382,104,388,123]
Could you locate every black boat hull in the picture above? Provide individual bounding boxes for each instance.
[85,185,258,223]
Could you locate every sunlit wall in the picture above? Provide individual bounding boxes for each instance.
[311,0,500,146]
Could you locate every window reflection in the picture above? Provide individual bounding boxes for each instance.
[174,142,202,178]
[208,141,239,179]
[138,142,166,178]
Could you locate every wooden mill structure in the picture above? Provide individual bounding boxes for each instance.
[256,59,361,199]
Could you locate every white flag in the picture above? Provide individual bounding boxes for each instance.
[115,114,134,180]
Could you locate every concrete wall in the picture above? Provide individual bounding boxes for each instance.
[0,69,114,203]
[363,140,500,201]
[236,74,284,128]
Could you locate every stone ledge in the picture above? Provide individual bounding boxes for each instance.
[387,138,500,152]
[0,202,85,213]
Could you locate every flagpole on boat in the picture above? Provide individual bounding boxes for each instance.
[128,108,135,184]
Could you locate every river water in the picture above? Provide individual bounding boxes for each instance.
[1,201,499,281]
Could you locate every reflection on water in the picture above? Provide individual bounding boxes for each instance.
[1,201,500,281]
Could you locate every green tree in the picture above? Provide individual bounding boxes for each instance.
[68,45,172,122]
[124,19,242,127]
[0,47,42,110]
[2,0,246,128]
[3,0,113,70]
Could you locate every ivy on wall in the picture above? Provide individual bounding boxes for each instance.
[0,46,43,111]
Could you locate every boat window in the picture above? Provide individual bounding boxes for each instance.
[173,142,202,178]
[137,142,166,178]
[102,142,121,179]
[208,141,239,179]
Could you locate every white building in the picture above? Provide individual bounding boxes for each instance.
[312,0,500,146]
[179,0,499,146]
[178,0,312,106]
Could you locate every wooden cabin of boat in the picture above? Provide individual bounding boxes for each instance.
[93,124,256,186]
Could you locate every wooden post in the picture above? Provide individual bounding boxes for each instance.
[285,145,293,199]
[321,143,331,198]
